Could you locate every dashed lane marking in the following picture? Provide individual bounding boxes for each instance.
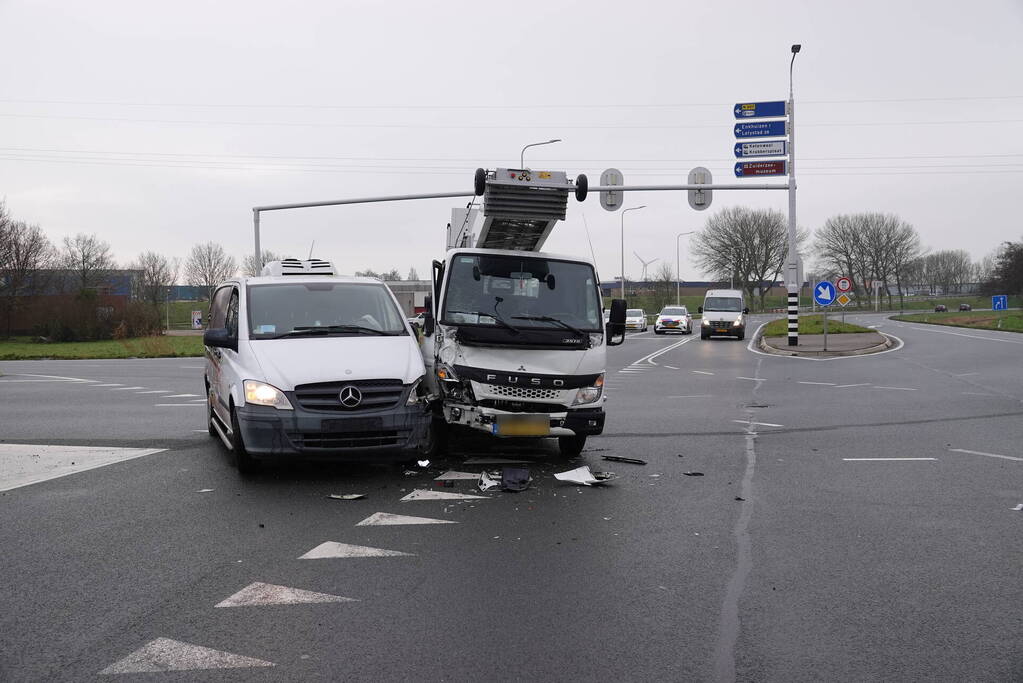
[215,582,357,607]
[798,381,835,386]
[356,512,457,526]
[872,386,917,391]
[732,420,783,428]
[834,383,871,389]
[400,489,488,501]
[736,376,766,382]
[154,404,204,407]
[664,365,680,370]
[948,448,1023,463]
[111,386,146,391]
[0,444,166,492]
[136,390,170,394]
[692,370,714,375]
[164,393,200,398]
[955,372,980,377]
[99,638,274,674]
[89,383,124,387]
[843,458,937,461]
[298,542,414,559]
[668,394,713,399]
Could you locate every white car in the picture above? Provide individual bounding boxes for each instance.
[203,259,431,473]
[654,306,692,335]
[625,308,648,331]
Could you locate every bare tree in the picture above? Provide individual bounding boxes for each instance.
[652,261,676,310]
[692,206,803,310]
[407,266,419,281]
[61,233,115,293]
[0,219,56,336]
[185,242,237,301]
[131,251,179,308]
[241,249,283,277]
[356,268,402,280]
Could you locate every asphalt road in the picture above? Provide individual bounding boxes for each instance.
[1,315,1021,681]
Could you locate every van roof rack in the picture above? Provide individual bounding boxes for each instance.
[261,258,336,276]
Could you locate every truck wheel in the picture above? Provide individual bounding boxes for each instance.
[558,434,587,458]
[474,168,487,196]
[230,405,259,475]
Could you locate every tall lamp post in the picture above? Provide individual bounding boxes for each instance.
[676,231,696,305]
[786,43,801,346]
[519,139,561,168]
[620,206,646,299]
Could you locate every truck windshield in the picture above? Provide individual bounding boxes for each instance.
[441,254,602,332]
[246,282,408,339]
[704,297,743,312]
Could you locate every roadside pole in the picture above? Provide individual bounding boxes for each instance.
[786,45,801,347]
[823,307,828,351]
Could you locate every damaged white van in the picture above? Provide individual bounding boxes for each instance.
[203,259,431,473]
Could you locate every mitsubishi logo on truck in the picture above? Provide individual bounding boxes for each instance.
[338,385,363,408]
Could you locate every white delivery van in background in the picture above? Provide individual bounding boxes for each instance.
[203,259,432,473]
[699,289,749,340]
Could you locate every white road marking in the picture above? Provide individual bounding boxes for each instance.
[668,394,713,398]
[154,404,204,407]
[692,370,714,376]
[89,383,124,387]
[192,429,209,433]
[948,448,1023,463]
[215,582,357,607]
[1011,504,1023,511]
[298,541,414,559]
[190,398,207,402]
[136,390,170,394]
[356,512,457,526]
[164,393,200,398]
[400,489,488,501]
[111,386,146,391]
[8,373,94,382]
[99,638,274,674]
[434,471,481,481]
[834,383,871,388]
[962,392,994,396]
[798,381,836,386]
[663,365,680,370]
[954,372,980,377]
[736,376,766,382]
[0,444,166,492]
[747,321,906,362]
[843,458,937,461]
[197,488,214,492]
[871,386,917,391]
[732,420,783,428]
[898,323,1023,344]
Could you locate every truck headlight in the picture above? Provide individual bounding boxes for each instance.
[588,333,604,347]
[243,380,294,410]
[572,374,604,405]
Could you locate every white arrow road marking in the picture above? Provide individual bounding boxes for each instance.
[400,489,488,501]
[843,458,937,461]
[298,542,414,559]
[99,638,274,674]
[356,512,457,526]
[732,420,784,428]
[215,582,357,607]
[0,444,165,492]
[434,471,481,480]
[949,448,1023,462]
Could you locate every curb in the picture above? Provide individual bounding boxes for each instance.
[756,332,893,358]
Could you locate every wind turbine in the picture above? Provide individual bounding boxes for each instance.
[634,252,659,281]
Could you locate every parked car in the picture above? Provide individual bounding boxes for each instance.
[654,306,692,335]
[958,303,972,311]
[407,311,427,326]
[934,304,948,312]
[625,308,648,331]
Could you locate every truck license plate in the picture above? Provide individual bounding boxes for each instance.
[494,415,550,436]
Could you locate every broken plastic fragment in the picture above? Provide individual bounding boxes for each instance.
[478,471,501,492]
[603,455,646,465]
[417,459,430,468]
[327,494,366,500]
[501,467,531,492]
[683,472,704,477]
[555,465,615,486]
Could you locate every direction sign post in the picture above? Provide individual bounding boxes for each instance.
[813,281,835,351]
[734,120,789,138]
[734,141,787,158]
[992,294,1008,311]
[734,100,788,119]
[735,161,787,178]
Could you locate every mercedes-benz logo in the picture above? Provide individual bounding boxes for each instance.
[338,385,362,408]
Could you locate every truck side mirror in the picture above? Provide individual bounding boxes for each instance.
[698,306,703,314]
[423,295,435,336]
[743,307,749,315]
[203,327,237,352]
[605,298,627,346]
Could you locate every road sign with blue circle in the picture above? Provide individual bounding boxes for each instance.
[813,281,837,306]
[992,294,1008,310]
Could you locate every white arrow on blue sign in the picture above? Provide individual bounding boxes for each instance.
[992,294,1008,310]
[813,281,837,307]
[734,141,787,158]
[735,120,789,138]
[733,100,787,119]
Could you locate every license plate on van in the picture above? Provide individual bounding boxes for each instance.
[493,414,550,436]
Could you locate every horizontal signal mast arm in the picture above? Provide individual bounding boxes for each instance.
[589,183,789,192]
[253,190,475,213]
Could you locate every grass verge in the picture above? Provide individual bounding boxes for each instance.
[890,310,1023,333]
[0,336,205,360]
[762,314,873,337]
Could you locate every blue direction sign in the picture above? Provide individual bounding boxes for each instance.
[992,294,1008,310]
[735,120,789,138]
[734,100,787,119]
[734,141,787,158]
[734,161,787,178]
[813,281,837,307]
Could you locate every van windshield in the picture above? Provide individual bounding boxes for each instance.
[246,282,408,339]
[704,297,743,312]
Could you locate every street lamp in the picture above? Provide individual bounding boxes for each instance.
[620,206,646,299]
[519,139,561,169]
[676,231,696,305]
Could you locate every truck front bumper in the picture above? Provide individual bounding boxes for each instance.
[442,403,605,437]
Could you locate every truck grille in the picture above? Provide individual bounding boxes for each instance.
[293,379,404,412]
[485,384,561,400]
[478,399,567,413]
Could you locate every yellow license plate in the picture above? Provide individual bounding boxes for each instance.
[716,328,729,333]
[494,415,550,436]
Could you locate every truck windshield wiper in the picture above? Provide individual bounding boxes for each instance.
[511,315,586,337]
[446,310,519,335]
[274,325,390,338]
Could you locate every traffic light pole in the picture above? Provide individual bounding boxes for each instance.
[786,45,801,346]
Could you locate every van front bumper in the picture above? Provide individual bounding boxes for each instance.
[235,403,432,461]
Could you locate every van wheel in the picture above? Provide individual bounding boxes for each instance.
[421,418,448,459]
[736,330,745,341]
[230,405,259,475]
[558,434,587,458]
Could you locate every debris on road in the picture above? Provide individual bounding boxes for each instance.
[434,471,481,481]
[417,459,430,468]
[501,467,531,492]
[464,457,530,465]
[554,465,616,486]
[602,455,646,465]
[479,472,501,492]
[327,494,366,501]
[735,496,745,501]
[683,472,704,477]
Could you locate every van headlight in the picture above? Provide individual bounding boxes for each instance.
[701,318,710,326]
[572,374,604,405]
[406,377,427,406]
[244,380,294,410]
[732,315,743,327]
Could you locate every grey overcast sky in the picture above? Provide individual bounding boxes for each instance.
[2,0,1021,282]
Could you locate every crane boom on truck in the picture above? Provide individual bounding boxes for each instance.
[421,168,626,457]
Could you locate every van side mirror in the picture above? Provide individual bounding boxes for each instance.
[605,298,627,346]
[743,307,749,315]
[203,327,237,352]
[423,295,435,336]
[698,306,703,314]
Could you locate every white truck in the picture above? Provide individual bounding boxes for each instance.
[420,168,627,457]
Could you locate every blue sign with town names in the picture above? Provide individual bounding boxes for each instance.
[734,141,787,158]
[992,294,1008,310]
[734,100,787,119]
[734,120,788,138]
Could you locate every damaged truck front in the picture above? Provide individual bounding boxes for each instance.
[421,168,627,457]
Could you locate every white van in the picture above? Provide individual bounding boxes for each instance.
[203,259,431,473]
[699,289,749,340]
